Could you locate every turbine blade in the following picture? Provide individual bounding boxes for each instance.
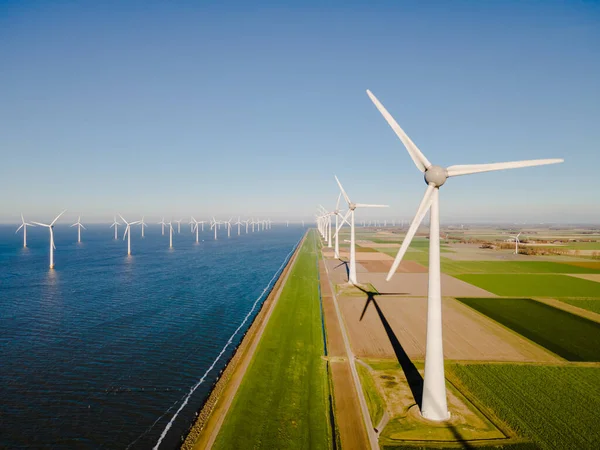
[118,213,127,225]
[366,89,431,172]
[355,203,389,208]
[335,192,341,211]
[31,222,49,227]
[21,213,25,223]
[81,224,86,230]
[123,226,129,240]
[50,210,67,226]
[16,224,24,233]
[446,159,564,177]
[334,210,352,239]
[334,176,351,205]
[386,185,436,281]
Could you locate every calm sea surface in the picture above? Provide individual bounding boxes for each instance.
[0,223,304,449]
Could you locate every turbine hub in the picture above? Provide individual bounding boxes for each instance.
[424,165,448,187]
[349,203,356,211]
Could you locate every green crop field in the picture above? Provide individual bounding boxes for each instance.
[449,364,600,450]
[455,274,600,297]
[212,230,332,450]
[442,260,600,276]
[457,297,600,361]
[559,298,600,315]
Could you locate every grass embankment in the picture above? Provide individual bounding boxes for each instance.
[212,230,331,450]
[457,298,600,361]
[449,364,600,450]
[356,363,384,426]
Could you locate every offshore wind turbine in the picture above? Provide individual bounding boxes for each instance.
[139,217,148,237]
[226,218,232,238]
[175,219,182,234]
[158,217,166,236]
[334,176,388,284]
[119,214,140,255]
[367,88,563,421]
[32,210,66,269]
[235,217,242,236]
[16,214,35,248]
[211,218,220,240]
[244,219,250,234]
[191,217,202,243]
[166,220,174,248]
[110,216,121,240]
[71,216,86,243]
[510,232,522,254]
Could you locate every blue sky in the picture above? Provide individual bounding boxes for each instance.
[1,0,599,224]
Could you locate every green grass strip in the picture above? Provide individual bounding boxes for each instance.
[213,230,331,449]
[558,298,600,315]
[442,260,600,276]
[356,363,384,426]
[450,364,600,449]
[457,297,600,361]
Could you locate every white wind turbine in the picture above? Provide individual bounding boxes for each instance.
[166,220,174,248]
[71,216,86,243]
[158,217,166,236]
[119,214,140,255]
[110,216,121,240]
[139,216,148,238]
[367,88,563,421]
[175,219,182,234]
[16,214,35,248]
[189,217,195,232]
[333,176,388,285]
[226,218,233,238]
[510,232,522,254]
[235,217,242,236]
[244,219,250,234]
[32,210,66,269]
[211,218,221,240]
[331,193,350,259]
[191,217,202,243]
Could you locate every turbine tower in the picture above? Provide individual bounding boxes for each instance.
[166,220,174,248]
[211,218,220,240]
[32,210,66,269]
[367,88,563,421]
[16,214,35,248]
[140,216,148,238]
[191,217,202,243]
[510,232,522,254]
[158,217,166,236]
[110,216,120,240]
[235,217,242,236]
[71,216,86,243]
[175,219,182,234]
[334,176,388,284]
[119,214,140,255]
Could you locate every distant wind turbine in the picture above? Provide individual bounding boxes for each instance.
[175,219,182,234]
[211,218,221,240]
[32,210,66,269]
[510,232,522,254]
[71,216,86,243]
[16,214,35,248]
[119,214,140,255]
[110,216,120,240]
[166,220,174,248]
[334,176,388,284]
[158,217,166,236]
[140,217,148,238]
[235,217,242,236]
[191,217,202,243]
[367,88,563,421]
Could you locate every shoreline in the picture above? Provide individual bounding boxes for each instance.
[181,231,307,449]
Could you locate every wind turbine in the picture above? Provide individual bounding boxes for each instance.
[16,214,35,248]
[226,218,233,238]
[367,88,563,421]
[191,217,202,243]
[110,216,121,240]
[189,217,195,232]
[333,176,388,284]
[166,220,174,248]
[119,214,140,255]
[32,210,66,269]
[158,217,166,236]
[510,232,522,254]
[235,217,242,236]
[211,218,220,240]
[331,193,349,259]
[244,219,250,234]
[175,219,182,234]
[139,216,148,237]
[71,216,86,243]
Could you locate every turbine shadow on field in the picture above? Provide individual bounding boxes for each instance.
[334,260,349,279]
[356,286,423,409]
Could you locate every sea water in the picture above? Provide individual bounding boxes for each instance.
[0,224,304,449]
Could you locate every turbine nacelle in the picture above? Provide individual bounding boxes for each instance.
[424,165,448,187]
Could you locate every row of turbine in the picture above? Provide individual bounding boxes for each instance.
[15,212,276,268]
[316,89,564,423]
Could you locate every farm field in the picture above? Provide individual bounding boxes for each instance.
[212,231,332,450]
[455,273,600,297]
[441,260,600,275]
[558,298,600,315]
[449,364,600,450]
[457,297,600,361]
